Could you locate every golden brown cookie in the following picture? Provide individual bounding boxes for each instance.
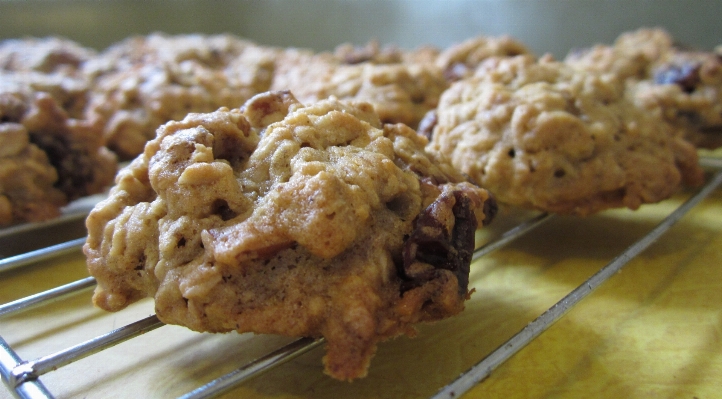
[0,70,116,226]
[270,49,448,129]
[631,48,722,149]
[0,121,64,226]
[566,28,722,148]
[84,33,276,159]
[333,39,440,65]
[425,55,703,216]
[435,35,532,81]
[565,28,674,80]
[84,91,495,381]
[0,36,96,76]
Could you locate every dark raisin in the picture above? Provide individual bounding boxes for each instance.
[677,110,705,128]
[29,132,95,200]
[700,125,722,135]
[417,110,438,141]
[482,192,498,226]
[385,194,410,216]
[0,94,28,121]
[212,122,251,167]
[211,199,238,221]
[565,97,582,116]
[410,92,426,105]
[134,253,146,270]
[654,63,701,93]
[399,189,479,295]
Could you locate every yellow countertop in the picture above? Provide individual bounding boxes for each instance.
[1,169,721,399]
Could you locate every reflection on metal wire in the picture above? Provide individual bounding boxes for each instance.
[1,159,720,399]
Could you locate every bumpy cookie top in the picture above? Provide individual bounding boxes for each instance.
[565,28,722,149]
[271,51,448,129]
[271,35,530,131]
[0,36,96,76]
[633,48,722,148]
[0,121,64,225]
[427,55,703,216]
[565,28,674,80]
[436,35,532,81]
[0,71,116,225]
[333,40,440,65]
[83,33,253,77]
[84,33,277,159]
[85,91,493,380]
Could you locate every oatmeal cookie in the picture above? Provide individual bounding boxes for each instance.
[333,39,440,65]
[0,122,64,225]
[565,28,674,80]
[85,91,495,380]
[0,71,116,226]
[630,48,722,148]
[435,35,532,82]
[84,33,276,159]
[566,28,722,148]
[425,55,703,216]
[0,36,95,76]
[271,51,448,129]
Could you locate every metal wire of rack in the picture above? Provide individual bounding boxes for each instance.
[1,157,721,399]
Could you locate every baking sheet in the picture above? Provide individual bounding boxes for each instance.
[2,176,722,398]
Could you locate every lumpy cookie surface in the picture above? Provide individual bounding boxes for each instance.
[631,48,722,149]
[566,28,722,149]
[85,92,494,380]
[273,36,530,129]
[0,120,63,225]
[565,28,674,80]
[435,35,532,81]
[427,55,702,216]
[84,33,277,159]
[0,36,96,76]
[0,70,116,226]
[270,50,448,129]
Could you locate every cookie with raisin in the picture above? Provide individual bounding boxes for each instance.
[84,91,495,380]
[426,55,702,216]
[631,48,722,149]
[84,33,277,159]
[566,28,722,148]
[0,70,116,226]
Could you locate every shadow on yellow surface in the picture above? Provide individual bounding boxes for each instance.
[1,185,721,398]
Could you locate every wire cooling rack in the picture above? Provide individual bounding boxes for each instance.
[2,157,722,399]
